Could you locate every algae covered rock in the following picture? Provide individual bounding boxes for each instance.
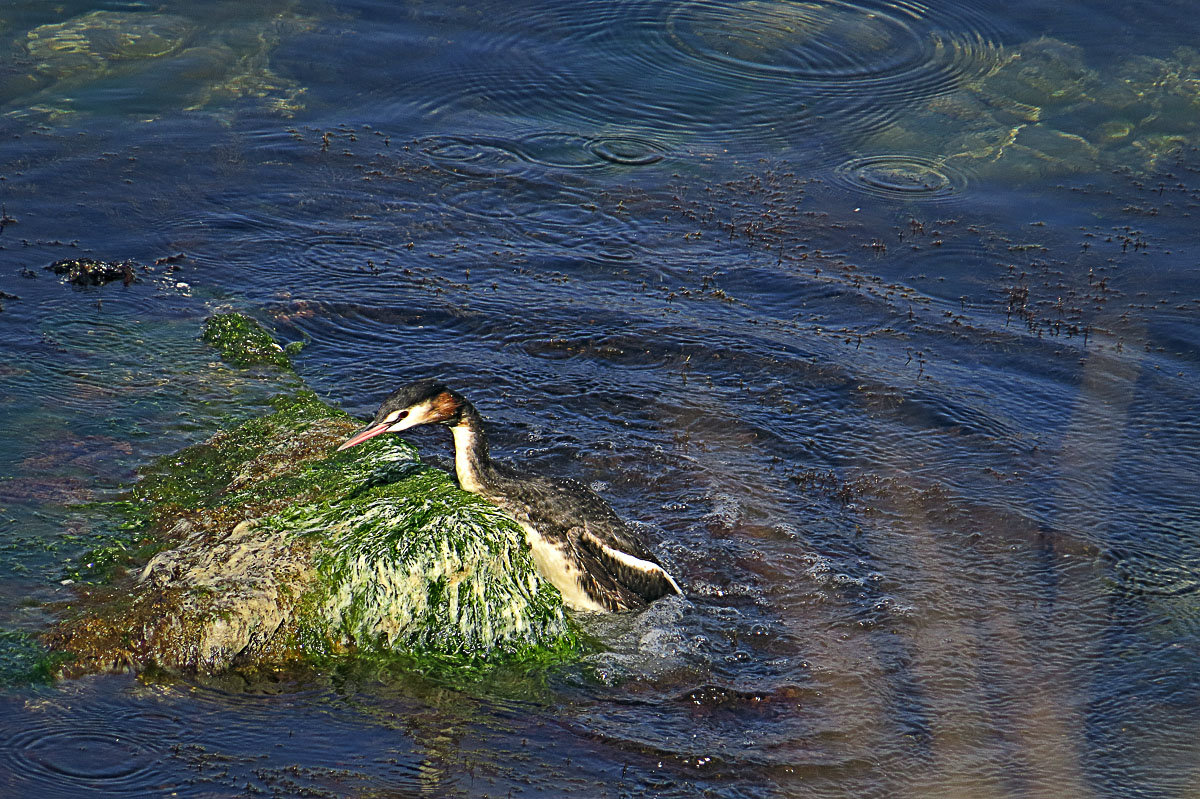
[46,391,576,676]
[201,311,295,370]
[289,467,570,659]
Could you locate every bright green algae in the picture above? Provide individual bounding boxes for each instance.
[47,391,577,676]
[283,464,573,663]
[201,312,295,370]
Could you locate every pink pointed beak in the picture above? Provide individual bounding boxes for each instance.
[337,421,392,451]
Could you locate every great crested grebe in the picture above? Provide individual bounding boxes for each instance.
[337,380,682,613]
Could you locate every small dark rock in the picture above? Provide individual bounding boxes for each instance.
[45,258,139,286]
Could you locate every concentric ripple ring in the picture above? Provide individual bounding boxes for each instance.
[835,154,966,199]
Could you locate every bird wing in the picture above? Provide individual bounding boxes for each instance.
[495,468,683,608]
[578,528,682,604]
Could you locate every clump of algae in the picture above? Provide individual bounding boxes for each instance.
[46,390,576,677]
[201,312,295,370]
[0,629,70,686]
[288,467,572,664]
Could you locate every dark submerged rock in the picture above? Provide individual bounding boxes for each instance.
[45,257,139,286]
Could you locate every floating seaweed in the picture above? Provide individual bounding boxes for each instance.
[44,257,139,286]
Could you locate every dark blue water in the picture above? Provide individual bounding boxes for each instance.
[1,0,1199,796]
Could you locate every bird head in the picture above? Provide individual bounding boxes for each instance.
[337,379,463,451]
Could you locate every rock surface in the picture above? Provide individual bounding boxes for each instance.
[201,312,295,370]
[46,391,576,676]
[44,257,139,286]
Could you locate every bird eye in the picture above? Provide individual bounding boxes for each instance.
[398,411,409,420]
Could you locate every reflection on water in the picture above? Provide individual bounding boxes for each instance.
[1,0,1200,796]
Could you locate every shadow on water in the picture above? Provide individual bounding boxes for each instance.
[1,0,1200,796]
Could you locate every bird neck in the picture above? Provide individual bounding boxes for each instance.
[448,401,495,494]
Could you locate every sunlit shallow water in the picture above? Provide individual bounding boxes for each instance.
[1,0,1199,796]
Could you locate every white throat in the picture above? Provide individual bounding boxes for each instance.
[450,424,485,493]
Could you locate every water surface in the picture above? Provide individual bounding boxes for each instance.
[1,0,1199,796]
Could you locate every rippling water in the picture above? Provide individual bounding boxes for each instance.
[1,0,1199,795]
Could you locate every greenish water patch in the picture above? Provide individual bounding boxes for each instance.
[24,11,193,81]
[0,299,314,590]
[0,629,68,686]
[4,3,312,120]
[860,37,1200,180]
